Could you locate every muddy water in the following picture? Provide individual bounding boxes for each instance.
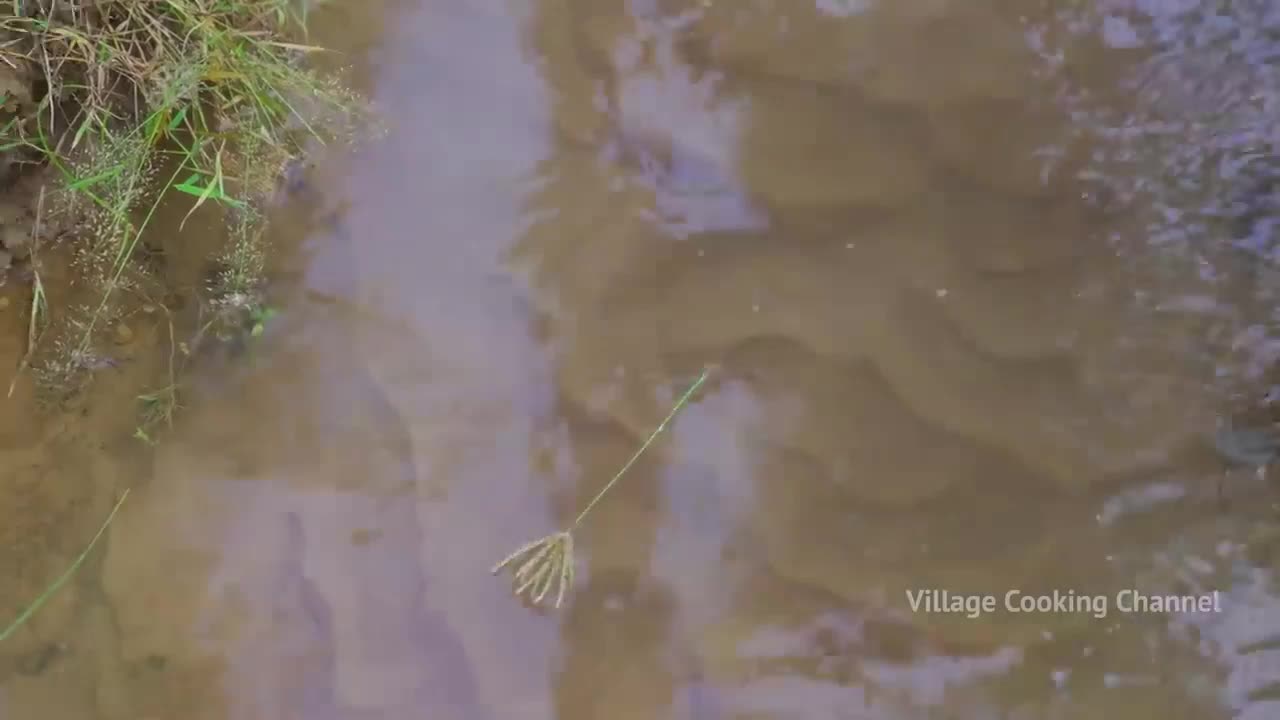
[5,0,1280,718]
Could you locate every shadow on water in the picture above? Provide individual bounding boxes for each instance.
[9,0,1280,718]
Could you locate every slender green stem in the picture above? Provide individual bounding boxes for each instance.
[570,368,710,529]
[0,489,130,643]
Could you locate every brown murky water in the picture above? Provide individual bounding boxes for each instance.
[8,0,1280,717]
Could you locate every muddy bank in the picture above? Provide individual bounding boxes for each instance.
[0,0,379,711]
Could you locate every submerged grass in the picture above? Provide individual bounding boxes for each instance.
[0,489,128,643]
[7,184,47,398]
[492,368,712,609]
[0,0,369,412]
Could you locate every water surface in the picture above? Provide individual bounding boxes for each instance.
[4,0,1280,718]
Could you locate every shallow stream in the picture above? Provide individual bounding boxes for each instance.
[5,0,1280,718]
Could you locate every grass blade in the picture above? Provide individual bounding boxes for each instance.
[0,490,130,643]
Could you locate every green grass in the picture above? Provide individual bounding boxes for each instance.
[131,297,277,444]
[0,0,368,409]
[0,0,364,647]
[0,489,128,643]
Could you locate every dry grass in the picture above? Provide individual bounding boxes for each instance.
[492,368,712,609]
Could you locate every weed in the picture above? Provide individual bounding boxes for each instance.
[134,309,179,445]
[130,279,279,444]
[0,0,369,402]
[133,385,178,444]
[492,368,712,608]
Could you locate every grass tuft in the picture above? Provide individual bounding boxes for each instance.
[0,0,371,409]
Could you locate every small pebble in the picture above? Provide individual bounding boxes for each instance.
[0,296,9,310]
[113,323,134,345]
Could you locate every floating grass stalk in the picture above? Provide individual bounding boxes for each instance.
[492,368,711,608]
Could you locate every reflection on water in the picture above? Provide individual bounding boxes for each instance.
[7,0,1280,718]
